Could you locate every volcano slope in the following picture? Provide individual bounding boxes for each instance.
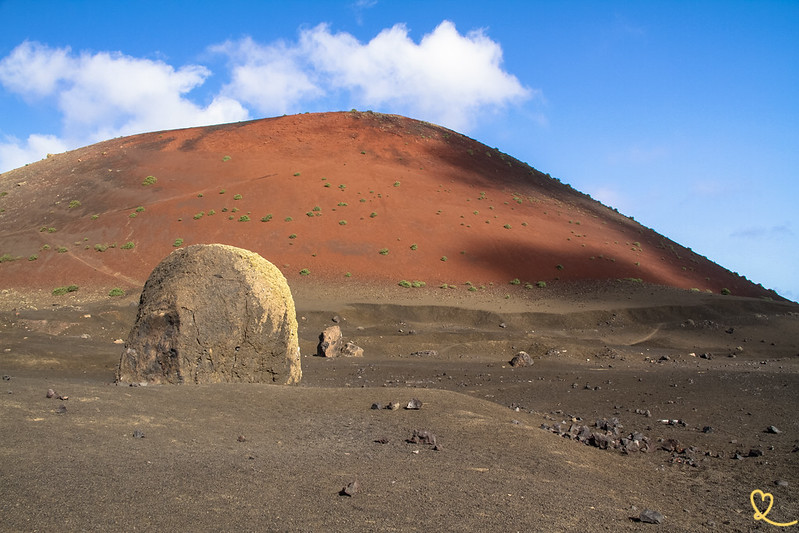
[1,112,798,532]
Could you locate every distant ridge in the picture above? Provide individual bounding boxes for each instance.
[0,111,780,300]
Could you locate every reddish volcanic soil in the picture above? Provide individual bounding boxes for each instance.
[1,113,798,532]
[0,111,778,298]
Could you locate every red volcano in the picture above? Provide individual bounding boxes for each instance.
[0,111,777,299]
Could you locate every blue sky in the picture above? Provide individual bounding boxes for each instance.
[1,0,797,300]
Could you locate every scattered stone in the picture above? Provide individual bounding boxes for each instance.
[133,429,145,439]
[659,355,670,362]
[639,509,664,524]
[375,437,389,444]
[113,339,124,344]
[387,402,401,411]
[371,402,383,410]
[409,350,438,357]
[405,398,422,410]
[57,395,69,401]
[699,352,712,359]
[340,480,360,497]
[766,425,781,434]
[775,480,789,487]
[702,426,714,433]
[117,244,302,385]
[331,315,340,323]
[237,435,247,442]
[661,439,683,453]
[408,429,437,446]
[748,449,764,457]
[318,325,343,358]
[499,322,507,329]
[509,351,533,367]
[2,375,10,381]
[341,341,364,358]
[46,388,56,398]
[55,404,67,414]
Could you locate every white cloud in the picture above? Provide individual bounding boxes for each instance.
[0,41,249,172]
[216,21,534,131]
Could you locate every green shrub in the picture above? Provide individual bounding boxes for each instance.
[68,200,81,209]
[233,194,242,200]
[135,206,145,212]
[299,268,310,276]
[306,212,315,217]
[91,214,99,220]
[194,212,204,219]
[129,212,137,218]
[536,281,547,288]
[208,209,216,216]
[94,244,109,252]
[121,241,135,250]
[0,253,16,262]
[339,220,347,225]
[555,264,564,270]
[231,207,239,213]
[52,284,79,295]
[289,234,297,239]
[378,248,389,255]
[57,247,68,253]
[261,214,272,222]
[503,224,512,230]
[369,212,378,218]
[142,175,157,186]
[285,216,293,222]
[410,243,418,250]
[41,244,51,251]
[398,280,412,288]
[338,184,346,190]
[239,215,250,222]
[412,280,426,288]
[197,193,204,198]
[509,278,521,285]
[440,256,447,262]
[721,288,731,295]
[173,238,184,247]
[468,286,478,292]
[294,172,301,176]
[28,254,38,261]
[109,288,125,297]
[393,181,401,187]
[222,155,231,162]
[344,272,352,278]
[337,202,348,207]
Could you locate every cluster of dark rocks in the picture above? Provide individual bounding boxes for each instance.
[370,398,422,410]
[317,324,363,358]
[541,417,652,454]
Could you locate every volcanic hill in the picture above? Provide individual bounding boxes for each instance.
[0,111,776,299]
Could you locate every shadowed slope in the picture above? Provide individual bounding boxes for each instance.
[0,111,777,299]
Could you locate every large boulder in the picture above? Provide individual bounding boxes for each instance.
[117,244,301,385]
[317,325,343,358]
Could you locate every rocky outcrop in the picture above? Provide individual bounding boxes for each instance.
[117,244,301,385]
[341,341,364,358]
[509,351,533,367]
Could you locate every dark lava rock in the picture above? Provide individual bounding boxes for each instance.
[46,388,56,399]
[408,429,437,446]
[409,350,438,357]
[766,425,781,434]
[702,426,714,433]
[55,404,67,415]
[371,403,383,410]
[237,435,246,442]
[748,448,764,457]
[639,509,664,524]
[375,437,390,444]
[133,429,145,439]
[509,351,533,367]
[775,479,789,487]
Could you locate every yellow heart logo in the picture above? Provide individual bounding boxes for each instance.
[750,489,798,527]
[751,490,774,520]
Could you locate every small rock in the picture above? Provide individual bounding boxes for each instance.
[639,509,664,524]
[748,448,764,457]
[775,479,789,487]
[387,402,401,411]
[46,388,56,398]
[133,429,145,438]
[409,350,438,357]
[408,429,437,446]
[700,352,712,360]
[499,322,507,328]
[237,435,247,442]
[340,480,360,497]
[375,437,389,444]
[659,355,670,362]
[405,398,422,410]
[55,404,67,415]
[57,395,69,401]
[371,402,383,410]
[766,425,781,434]
[2,375,10,381]
[341,341,364,358]
[113,339,124,344]
[331,315,340,323]
[702,426,714,433]
[509,351,533,367]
